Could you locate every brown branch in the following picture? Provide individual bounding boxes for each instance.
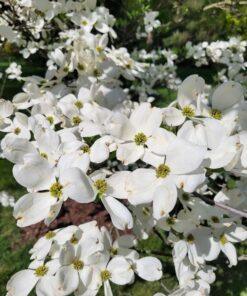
[204,0,246,11]
[193,192,247,218]
[203,1,233,11]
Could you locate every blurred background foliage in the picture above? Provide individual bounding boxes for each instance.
[98,0,247,50]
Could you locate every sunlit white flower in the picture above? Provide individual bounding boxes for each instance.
[144,11,161,33]
[6,62,22,80]
[13,167,96,227]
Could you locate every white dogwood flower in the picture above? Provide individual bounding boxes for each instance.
[13,167,96,227]
[7,259,60,296]
[90,170,133,230]
[115,102,162,165]
[144,11,161,33]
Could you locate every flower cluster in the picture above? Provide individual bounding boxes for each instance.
[131,48,181,101]
[186,37,247,84]
[2,73,247,295]
[0,0,145,111]
[7,221,162,295]
[0,1,246,296]
[5,62,22,80]
[0,0,116,56]
[0,191,15,207]
[136,11,161,39]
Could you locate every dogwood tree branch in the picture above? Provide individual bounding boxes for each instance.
[204,0,247,11]
[238,255,247,261]
[0,73,7,98]
[193,192,247,218]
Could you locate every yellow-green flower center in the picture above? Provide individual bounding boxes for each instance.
[81,20,88,26]
[93,68,101,77]
[182,106,195,117]
[220,234,228,245]
[156,164,171,178]
[101,269,111,281]
[186,233,195,244]
[126,62,132,69]
[47,116,54,124]
[63,66,69,73]
[110,247,118,256]
[74,101,83,109]
[96,46,103,53]
[211,216,220,223]
[81,145,90,153]
[182,193,190,201]
[78,63,85,71]
[35,265,48,277]
[134,132,147,146]
[94,179,108,195]
[50,182,63,198]
[14,127,21,135]
[40,152,48,159]
[211,109,222,120]
[72,116,81,126]
[72,259,84,270]
[70,234,79,245]
[45,231,55,239]
[166,217,176,225]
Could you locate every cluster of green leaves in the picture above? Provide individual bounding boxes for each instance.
[225,4,247,39]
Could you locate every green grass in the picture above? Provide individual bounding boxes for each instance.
[0,207,33,294]
[0,158,32,295]
[0,55,246,295]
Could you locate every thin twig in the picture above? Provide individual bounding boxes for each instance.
[0,73,7,98]
[161,281,170,294]
[193,192,247,218]
[135,248,166,257]
[238,255,247,261]
[204,0,246,10]
[203,0,233,11]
